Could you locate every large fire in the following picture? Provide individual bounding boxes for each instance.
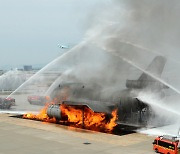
[60,104,117,132]
[23,103,118,133]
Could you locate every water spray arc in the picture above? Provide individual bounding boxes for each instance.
[7,41,86,98]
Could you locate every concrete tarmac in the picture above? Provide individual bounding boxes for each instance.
[0,114,155,154]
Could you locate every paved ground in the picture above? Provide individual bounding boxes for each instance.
[0,94,42,112]
[0,114,155,154]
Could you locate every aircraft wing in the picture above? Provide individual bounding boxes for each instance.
[63,99,115,114]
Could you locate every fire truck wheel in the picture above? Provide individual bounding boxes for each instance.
[167,153,170,154]
[155,148,158,153]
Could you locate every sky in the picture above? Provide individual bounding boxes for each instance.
[0,0,107,69]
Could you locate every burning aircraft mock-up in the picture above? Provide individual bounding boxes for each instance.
[42,56,168,129]
[24,56,169,132]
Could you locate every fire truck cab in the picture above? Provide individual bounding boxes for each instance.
[153,135,180,154]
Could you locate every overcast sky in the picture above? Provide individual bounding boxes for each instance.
[0,0,107,69]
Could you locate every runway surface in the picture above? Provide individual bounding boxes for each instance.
[0,114,155,154]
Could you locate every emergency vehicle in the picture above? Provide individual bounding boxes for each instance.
[153,135,180,154]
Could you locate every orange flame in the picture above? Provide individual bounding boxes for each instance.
[60,104,118,132]
[105,109,118,131]
[23,103,56,123]
[23,103,118,133]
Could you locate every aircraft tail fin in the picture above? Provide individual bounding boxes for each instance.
[138,56,166,81]
[126,56,167,89]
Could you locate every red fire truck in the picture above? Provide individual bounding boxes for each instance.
[153,135,180,154]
